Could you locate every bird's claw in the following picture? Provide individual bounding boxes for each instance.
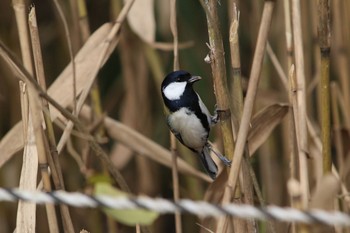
[211,104,220,124]
[207,143,232,167]
[220,156,232,166]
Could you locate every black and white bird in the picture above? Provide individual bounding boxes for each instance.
[161,70,231,179]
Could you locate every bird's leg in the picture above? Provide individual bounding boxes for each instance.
[211,104,219,125]
[211,105,231,125]
[206,142,231,166]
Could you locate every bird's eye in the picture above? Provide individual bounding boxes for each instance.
[176,78,180,82]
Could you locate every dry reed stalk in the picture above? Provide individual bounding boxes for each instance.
[200,0,238,231]
[12,1,39,232]
[170,0,182,232]
[266,43,288,89]
[228,3,257,233]
[28,7,75,233]
[0,40,131,195]
[291,0,310,209]
[283,0,298,205]
[51,0,77,113]
[56,0,134,155]
[216,2,275,232]
[1,14,60,230]
[27,80,59,233]
[17,85,39,233]
[19,58,60,231]
[0,43,209,185]
[77,0,107,170]
[200,0,235,161]
[0,23,118,167]
[317,0,331,173]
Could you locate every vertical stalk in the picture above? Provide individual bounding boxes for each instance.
[12,1,59,232]
[51,0,77,113]
[283,0,298,187]
[29,7,75,233]
[200,1,237,231]
[200,0,235,162]
[291,0,310,209]
[12,1,37,232]
[220,0,275,208]
[214,1,275,232]
[317,0,331,173]
[229,3,257,233]
[170,0,182,232]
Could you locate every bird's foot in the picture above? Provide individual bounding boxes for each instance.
[211,105,231,125]
[211,104,220,124]
[206,143,232,166]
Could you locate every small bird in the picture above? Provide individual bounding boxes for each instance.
[161,70,231,179]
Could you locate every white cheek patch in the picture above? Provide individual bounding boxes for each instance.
[163,82,187,100]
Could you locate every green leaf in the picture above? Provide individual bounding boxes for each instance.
[88,174,114,185]
[94,182,159,226]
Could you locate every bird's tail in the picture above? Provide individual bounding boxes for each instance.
[199,146,218,180]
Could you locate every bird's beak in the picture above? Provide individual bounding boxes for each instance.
[188,75,202,83]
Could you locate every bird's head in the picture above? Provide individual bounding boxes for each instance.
[161,70,201,101]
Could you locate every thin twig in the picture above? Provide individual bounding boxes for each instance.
[170,0,182,232]
[291,0,310,209]
[51,0,77,114]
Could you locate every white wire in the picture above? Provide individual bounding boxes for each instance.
[0,188,349,227]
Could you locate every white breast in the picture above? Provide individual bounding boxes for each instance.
[168,108,208,151]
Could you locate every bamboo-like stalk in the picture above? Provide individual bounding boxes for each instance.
[283,2,298,232]
[200,1,238,231]
[283,0,298,205]
[28,7,75,233]
[17,82,39,232]
[12,1,60,232]
[199,0,235,163]
[12,0,38,232]
[229,3,257,233]
[291,0,310,209]
[290,66,310,233]
[216,2,275,232]
[27,88,59,233]
[317,0,331,173]
[170,0,182,232]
